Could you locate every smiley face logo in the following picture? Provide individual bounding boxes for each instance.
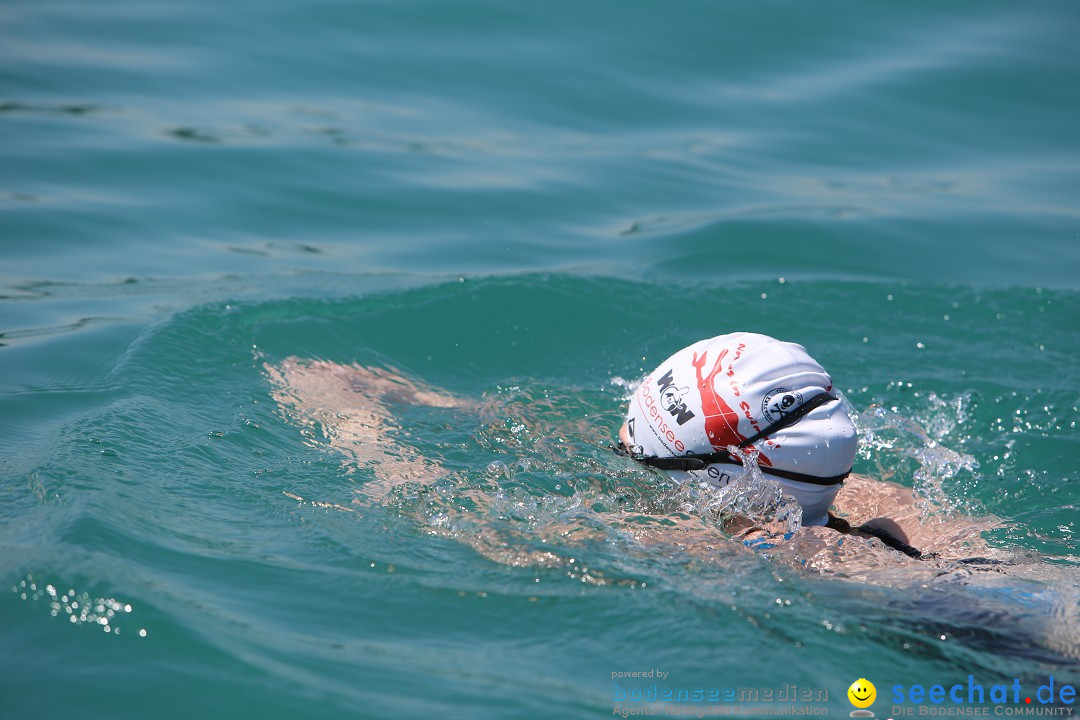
[848,678,876,709]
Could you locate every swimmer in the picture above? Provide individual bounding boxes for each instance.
[266,339,1080,662]
[264,333,1005,568]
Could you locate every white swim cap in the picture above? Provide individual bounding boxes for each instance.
[624,332,857,526]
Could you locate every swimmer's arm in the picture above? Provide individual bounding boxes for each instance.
[266,358,465,501]
[833,474,1000,559]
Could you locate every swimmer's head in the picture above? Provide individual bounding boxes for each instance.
[623,332,858,526]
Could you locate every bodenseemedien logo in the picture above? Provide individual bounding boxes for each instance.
[848,678,877,717]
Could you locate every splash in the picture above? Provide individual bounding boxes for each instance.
[662,445,803,546]
[388,380,813,568]
[853,396,980,518]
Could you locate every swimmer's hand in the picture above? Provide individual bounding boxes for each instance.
[270,358,467,410]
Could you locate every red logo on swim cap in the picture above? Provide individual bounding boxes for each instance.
[692,348,772,466]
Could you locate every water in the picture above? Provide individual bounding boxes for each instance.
[2,0,1079,716]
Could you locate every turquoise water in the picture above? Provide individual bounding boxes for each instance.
[2,0,1079,717]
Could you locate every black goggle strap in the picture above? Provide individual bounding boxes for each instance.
[735,391,837,450]
[612,392,849,487]
[825,514,924,559]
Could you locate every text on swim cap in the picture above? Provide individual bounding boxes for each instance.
[656,369,695,426]
[640,379,687,453]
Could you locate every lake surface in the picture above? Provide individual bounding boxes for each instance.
[2,0,1078,717]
